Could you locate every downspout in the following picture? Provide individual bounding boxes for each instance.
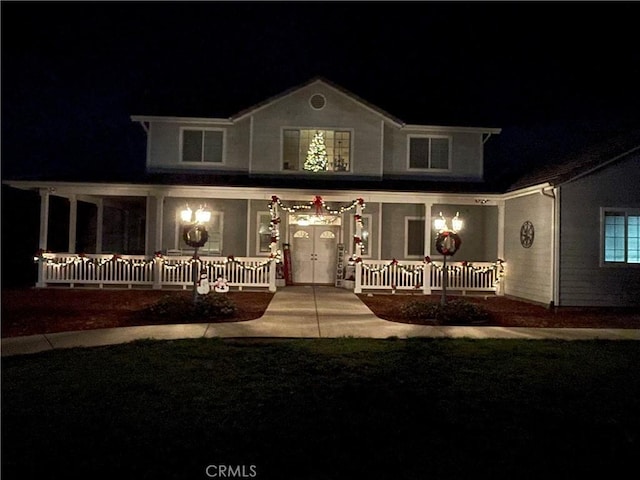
[541,186,560,307]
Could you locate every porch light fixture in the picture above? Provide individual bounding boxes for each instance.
[434,211,463,233]
[181,205,211,224]
[434,212,463,305]
[181,204,211,303]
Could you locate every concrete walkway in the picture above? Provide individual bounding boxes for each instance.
[2,286,639,357]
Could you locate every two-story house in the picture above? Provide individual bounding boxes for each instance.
[5,77,639,307]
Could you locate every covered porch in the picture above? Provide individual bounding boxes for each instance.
[8,181,507,295]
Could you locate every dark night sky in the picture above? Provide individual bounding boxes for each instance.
[2,1,640,182]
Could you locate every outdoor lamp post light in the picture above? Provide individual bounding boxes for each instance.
[434,212,463,306]
[181,205,211,304]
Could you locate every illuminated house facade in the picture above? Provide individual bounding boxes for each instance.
[4,78,639,307]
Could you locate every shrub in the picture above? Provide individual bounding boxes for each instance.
[141,293,237,323]
[400,298,491,325]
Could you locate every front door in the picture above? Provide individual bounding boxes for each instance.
[290,225,340,284]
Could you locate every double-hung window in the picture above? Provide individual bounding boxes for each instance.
[603,209,640,264]
[283,129,351,172]
[408,135,451,170]
[181,128,224,164]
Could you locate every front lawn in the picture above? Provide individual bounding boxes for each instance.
[2,338,639,479]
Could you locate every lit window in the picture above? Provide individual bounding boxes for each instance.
[603,210,640,264]
[182,129,223,163]
[408,136,450,170]
[283,129,351,172]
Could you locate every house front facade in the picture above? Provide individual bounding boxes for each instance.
[4,78,639,307]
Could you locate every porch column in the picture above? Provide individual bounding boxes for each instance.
[496,201,505,296]
[68,195,77,254]
[96,198,104,253]
[354,200,363,294]
[423,202,433,295]
[36,189,51,288]
[268,199,278,292]
[152,195,165,290]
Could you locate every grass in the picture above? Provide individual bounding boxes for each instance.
[3,337,640,479]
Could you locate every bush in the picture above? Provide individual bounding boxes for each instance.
[400,298,491,325]
[141,293,237,323]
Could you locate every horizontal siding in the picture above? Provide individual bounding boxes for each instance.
[559,154,640,307]
[504,193,554,305]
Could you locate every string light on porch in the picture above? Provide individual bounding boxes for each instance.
[357,257,504,285]
[269,195,365,255]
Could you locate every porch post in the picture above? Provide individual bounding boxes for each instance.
[152,195,165,290]
[354,200,363,294]
[268,199,278,292]
[496,201,505,296]
[96,198,104,253]
[68,194,77,254]
[36,189,51,288]
[423,202,433,295]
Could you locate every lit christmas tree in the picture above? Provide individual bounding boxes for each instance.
[303,131,328,172]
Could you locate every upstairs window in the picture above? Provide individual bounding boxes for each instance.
[283,129,351,172]
[603,209,640,264]
[408,136,450,170]
[181,129,224,163]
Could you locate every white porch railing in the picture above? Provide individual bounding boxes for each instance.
[35,253,275,291]
[358,260,504,293]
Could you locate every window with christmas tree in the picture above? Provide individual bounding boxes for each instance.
[283,129,351,172]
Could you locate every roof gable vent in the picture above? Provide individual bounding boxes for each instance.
[309,93,326,110]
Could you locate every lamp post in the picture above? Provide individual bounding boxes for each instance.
[434,212,463,306]
[181,205,211,304]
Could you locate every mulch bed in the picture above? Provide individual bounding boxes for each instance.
[2,288,639,338]
[357,293,640,329]
[1,288,274,338]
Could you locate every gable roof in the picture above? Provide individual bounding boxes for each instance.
[230,76,406,127]
[507,127,640,191]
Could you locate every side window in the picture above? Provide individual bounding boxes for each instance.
[603,209,640,264]
[405,217,425,258]
[257,212,272,255]
[181,129,224,163]
[352,214,371,257]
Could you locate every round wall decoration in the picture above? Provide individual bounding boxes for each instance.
[520,221,535,248]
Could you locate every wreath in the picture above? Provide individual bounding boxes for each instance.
[435,231,462,256]
[183,225,209,248]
